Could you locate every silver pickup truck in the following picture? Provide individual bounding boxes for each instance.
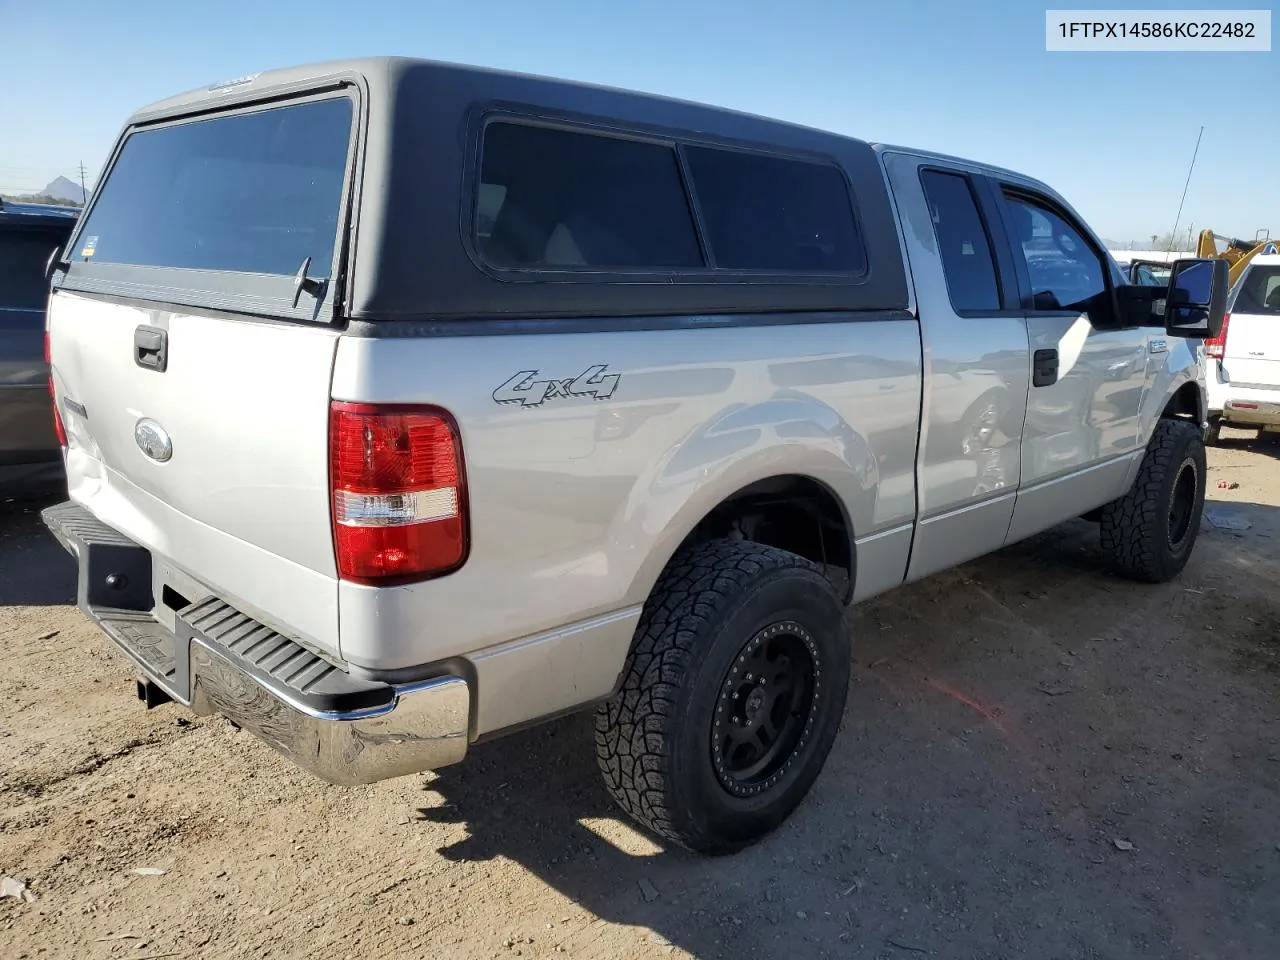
[42,58,1227,855]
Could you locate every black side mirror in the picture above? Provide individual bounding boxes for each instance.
[1164,257,1227,339]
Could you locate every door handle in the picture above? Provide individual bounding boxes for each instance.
[134,325,168,372]
[1032,348,1058,387]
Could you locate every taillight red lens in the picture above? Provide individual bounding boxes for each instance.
[1205,313,1230,359]
[329,402,468,584]
[45,332,67,448]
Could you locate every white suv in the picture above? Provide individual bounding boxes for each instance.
[1205,253,1280,443]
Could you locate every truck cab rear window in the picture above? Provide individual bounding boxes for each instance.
[70,97,352,277]
[919,169,1000,312]
[476,122,704,271]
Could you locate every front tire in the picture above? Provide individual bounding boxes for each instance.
[595,539,850,855]
[1100,418,1206,583]
[1205,417,1221,446]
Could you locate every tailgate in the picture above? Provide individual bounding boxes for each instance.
[1224,310,1280,388]
[1225,265,1280,389]
[50,292,342,653]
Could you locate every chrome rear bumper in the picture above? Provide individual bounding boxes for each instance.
[42,500,470,785]
[188,644,469,784]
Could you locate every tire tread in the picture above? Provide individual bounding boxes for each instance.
[1100,418,1204,583]
[594,539,822,851]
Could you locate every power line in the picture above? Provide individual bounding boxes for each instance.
[1166,125,1204,254]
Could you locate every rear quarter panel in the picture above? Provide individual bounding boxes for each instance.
[330,320,922,672]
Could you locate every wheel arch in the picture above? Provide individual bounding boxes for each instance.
[1160,378,1205,426]
[627,466,861,609]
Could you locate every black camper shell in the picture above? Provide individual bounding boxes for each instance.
[55,57,910,332]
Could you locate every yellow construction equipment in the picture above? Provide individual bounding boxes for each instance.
[1195,229,1276,287]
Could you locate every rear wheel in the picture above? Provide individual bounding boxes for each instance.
[1100,419,1206,583]
[595,539,849,855]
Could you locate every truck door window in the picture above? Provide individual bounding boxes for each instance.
[1003,193,1107,314]
[476,122,704,271]
[683,147,866,274]
[919,170,1000,312]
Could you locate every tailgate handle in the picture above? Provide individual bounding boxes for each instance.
[134,325,168,372]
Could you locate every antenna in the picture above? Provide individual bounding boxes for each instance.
[1166,126,1203,254]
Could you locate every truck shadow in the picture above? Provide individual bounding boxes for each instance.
[0,493,75,606]
[409,509,1280,959]
[1211,429,1280,460]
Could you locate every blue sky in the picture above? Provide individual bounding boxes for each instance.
[2,0,1275,243]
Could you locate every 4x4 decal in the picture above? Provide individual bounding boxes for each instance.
[492,364,621,408]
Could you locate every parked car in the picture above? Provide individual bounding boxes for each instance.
[1204,253,1280,442]
[0,199,78,497]
[41,58,1225,855]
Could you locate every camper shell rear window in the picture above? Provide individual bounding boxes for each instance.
[57,93,355,322]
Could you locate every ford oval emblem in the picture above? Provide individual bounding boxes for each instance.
[134,418,173,463]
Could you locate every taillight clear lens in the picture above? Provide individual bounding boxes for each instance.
[1205,313,1230,359]
[329,402,468,583]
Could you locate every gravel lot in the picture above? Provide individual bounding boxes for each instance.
[3,429,1279,960]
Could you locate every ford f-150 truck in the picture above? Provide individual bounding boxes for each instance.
[41,58,1227,855]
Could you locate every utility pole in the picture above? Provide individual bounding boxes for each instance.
[77,161,88,204]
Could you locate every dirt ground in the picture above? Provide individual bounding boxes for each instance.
[3,429,1280,960]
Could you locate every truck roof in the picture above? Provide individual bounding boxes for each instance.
[871,143,1033,185]
[132,58,1022,185]
[128,56,861,146]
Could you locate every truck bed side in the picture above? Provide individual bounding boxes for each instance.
[332,319,922,733]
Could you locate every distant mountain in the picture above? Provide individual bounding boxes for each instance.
[43,176,87,204]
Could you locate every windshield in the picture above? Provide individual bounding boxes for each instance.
[70,97,352,277]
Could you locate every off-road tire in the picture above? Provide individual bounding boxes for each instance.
[1205,417,1221,446]
[595,539,849,855]
[1100,418,1206,583]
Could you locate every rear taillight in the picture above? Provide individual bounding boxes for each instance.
[45,332,66,448]
[329,401,468,584]
[1204,313,1230,359]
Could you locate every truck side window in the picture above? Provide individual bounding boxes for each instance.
[683,147,866,273]
[919,170,1000,312]
[1003,193,1106,314]
[477,122,704,271]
